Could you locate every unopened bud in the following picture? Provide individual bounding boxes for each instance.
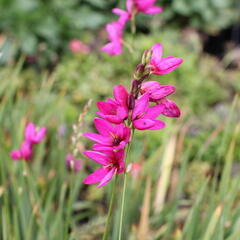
[128,94,135,110]
[134,64,145,80]
[141,49,152,66]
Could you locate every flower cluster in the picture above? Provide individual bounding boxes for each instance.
[10,122,46,161]
[101,0,162,56]
[83,43,183,187]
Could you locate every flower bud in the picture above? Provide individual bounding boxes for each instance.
[133,64,145,80]
[141,49,152,66]
[128,94,135,110]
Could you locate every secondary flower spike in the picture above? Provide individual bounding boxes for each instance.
[25,122,46,144]
[101,21,124,56]
[10,140,32,161]
[127,0,163,16]
[83,150,125,188]
[66,154,82,172]
[84,118,131,151]
[150,43,183,75]
[10,122,46,161]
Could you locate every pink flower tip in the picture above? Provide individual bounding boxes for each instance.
[69,39,90,54]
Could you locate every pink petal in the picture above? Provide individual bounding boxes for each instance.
[126,0,133,13]
[83,150,109,165]
[20,140,32,160]
[150,85,176,100]
[133,119,156,130]
[25,122,35,142]
[97,101,116,115]
[143,6,162,14]
[94,118,114,137]
[83,167,109,185]
[147,120,165,130]
[113,84,129,105]
[10,150,22,161]
[96,112,123,124]
[83,133,111,145]
[97,168,116,188]
[34,127,46,143]
[144,105,165,119]
[155,57,183,75]
[101,42,122,56]
[93,144,115,151]
[151,43,162,64]
[112,8,130,26]
[162,99,181,117]
[132,93,149,120]
[115,149,125,173]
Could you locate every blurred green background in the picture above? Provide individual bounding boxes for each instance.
[0,0,240,239]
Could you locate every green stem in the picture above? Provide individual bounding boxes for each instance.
[118,131,134,240]
[65,171,75,239]
[103,175,118,240]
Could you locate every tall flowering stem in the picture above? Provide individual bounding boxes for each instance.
[83,43,183,239]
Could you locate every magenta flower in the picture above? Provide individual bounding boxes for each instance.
[66,154,82,172]
[69,39,90,54]
[84,118,131,151]
[112,8,130,26]
[25,122,46,144]
[150,43,183,75]
[132,93,165,130]
[140,81,176,101]
[127,0,163,16]
[101,21,124,56]
[10,140,32,161]
[140,81,180,118]
[97,84,129,124]
[83,150,125,188]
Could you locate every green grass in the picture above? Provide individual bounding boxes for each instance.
[0,30,240,239]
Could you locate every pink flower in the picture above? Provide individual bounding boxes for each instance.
[132,93,165,130]
[10,140,32,161]
[97,84,129,124]
[140,81,176,101]
[83,150,125,188]
[84,118,131,151]
[131,162,142,178]
[101,21,124,56]
[127,0,163,16]
[66,154,82,172]
[140,81,180,118]
[69,39,90,54]
[150,43,183,75]
[112,8,130,26]
[25,122,46,144]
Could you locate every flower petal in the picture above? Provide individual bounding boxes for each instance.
[97,168,116,188]
[147,120,165,130]
[133,119,156,130]
[94,118,114,136]
[162,99,181,117]
[144,105,165,119]
[151,43,162,64]
[155,56,183,75]
[143,6,162,14]
[83,133,111,145]
[10,150,22,161]
[113,84,129,105]
[132,93,149,120]
[83,150,109,165]
[83,167,109,185]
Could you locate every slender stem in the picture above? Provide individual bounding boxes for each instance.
[118,171,127,240]
[118,130,134,240]
[65,171,75,239]
[103,175,118,240]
